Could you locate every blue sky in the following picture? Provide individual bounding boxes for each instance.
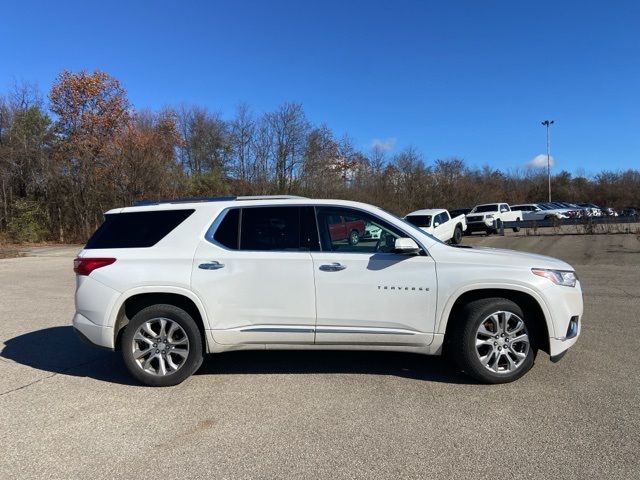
[1,0,639,174]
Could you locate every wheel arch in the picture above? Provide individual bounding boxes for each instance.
[440,286,552,354]
[110,287,209,351]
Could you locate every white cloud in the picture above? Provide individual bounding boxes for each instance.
[369,137,397,152]
[524,153,554,169]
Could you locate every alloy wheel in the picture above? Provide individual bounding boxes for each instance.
[131,317,190,376]
[475,311,530,374]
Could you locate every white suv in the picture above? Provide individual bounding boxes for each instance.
[73,196,582,386]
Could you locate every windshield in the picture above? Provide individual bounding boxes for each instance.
[471,204,498,213]
[405,215,432,228]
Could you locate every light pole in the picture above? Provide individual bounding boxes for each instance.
[541,120,554,202]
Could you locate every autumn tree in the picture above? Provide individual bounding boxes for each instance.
[48,69,131,238]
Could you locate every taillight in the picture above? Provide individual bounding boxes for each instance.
[73,257,116,276]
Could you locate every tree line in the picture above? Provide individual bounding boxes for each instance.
[0,70,638,242]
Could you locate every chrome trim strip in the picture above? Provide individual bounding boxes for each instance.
[238,326,315,333]
[315,326,417,336]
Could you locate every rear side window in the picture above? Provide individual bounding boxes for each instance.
[405,215,432,228]
[240,207,300,251]
[210,206,319,252]
[213,208,240,249]
[85,209,194,249]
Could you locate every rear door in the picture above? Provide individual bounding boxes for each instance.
[311,206,436,346]
[191,205,319,345]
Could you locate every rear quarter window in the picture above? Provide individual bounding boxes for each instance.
[85,209,195,249]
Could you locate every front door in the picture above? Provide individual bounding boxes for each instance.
[312,207,437,346]
[191,205,319,345]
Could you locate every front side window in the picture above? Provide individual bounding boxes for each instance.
[316,207,405,254]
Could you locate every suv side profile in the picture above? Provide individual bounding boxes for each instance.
[73,196,582,387]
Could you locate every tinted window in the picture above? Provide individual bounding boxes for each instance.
[405,215,432,228]
[317,207,405,254]
[85,209,194,249]
[239,207,299,251]
[213,208,239,249]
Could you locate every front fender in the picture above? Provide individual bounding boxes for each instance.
[436,282,555,338]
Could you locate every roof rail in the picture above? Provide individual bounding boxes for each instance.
[236,195,307,201]
[132,194,306,207]
[132,196,237,206]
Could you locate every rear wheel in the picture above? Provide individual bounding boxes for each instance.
[449,298,536,383]
[452,226,463,244]
[122,304,203,387]
[512,218,521,232]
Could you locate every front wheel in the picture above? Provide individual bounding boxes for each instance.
[122,304,204,387]
[449,298,536,383]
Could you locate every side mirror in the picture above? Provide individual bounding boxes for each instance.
[500,208,508,213]
[393,237,420,255]
[434,222,440,227]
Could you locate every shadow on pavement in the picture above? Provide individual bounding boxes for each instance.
[2,326,475,385]
[1,326,137,386]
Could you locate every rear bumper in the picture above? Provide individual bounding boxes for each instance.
[72,312,114,350]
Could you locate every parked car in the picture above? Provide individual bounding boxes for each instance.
[465,203,523,234]
[537,203,575,218]
[621,207,638,218]
[577,203,603,217]
[404,208,467,244]
[602,207,618,217]
[327,214,366,245]
[73,195,582,386]
[511,203,567,221]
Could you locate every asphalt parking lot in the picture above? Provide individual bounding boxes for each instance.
[1,235,639,479]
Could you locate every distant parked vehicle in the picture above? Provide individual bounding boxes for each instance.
[466,203,522,234]
[327,214,366,245]
[621,208,638,218]
[511,203,567,221]
[577,203,603,217]
[602,207,618,217]
[537,203,575,218]
[404,209,467,244]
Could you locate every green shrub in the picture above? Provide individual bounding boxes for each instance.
[7,199,49,243]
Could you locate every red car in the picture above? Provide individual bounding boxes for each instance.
[327,215,366,245]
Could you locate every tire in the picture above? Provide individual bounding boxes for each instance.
[122,304,204,387]
[449,298,536,384]
[348,229,360,246]
[452,226,463,244]
[512,218,521,232]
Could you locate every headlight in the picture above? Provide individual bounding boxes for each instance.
[532,268,578,287]
[485,214,494,219]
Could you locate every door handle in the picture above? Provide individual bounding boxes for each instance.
[198,261,225,270]
[319,262,347,272]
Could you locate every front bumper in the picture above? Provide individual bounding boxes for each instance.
[467,220,495,231]
[542,282,583,357]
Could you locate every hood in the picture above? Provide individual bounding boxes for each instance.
[434,244,573,271]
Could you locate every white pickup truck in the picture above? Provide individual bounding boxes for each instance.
[466,203,523,234]
[405,209,467,244]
